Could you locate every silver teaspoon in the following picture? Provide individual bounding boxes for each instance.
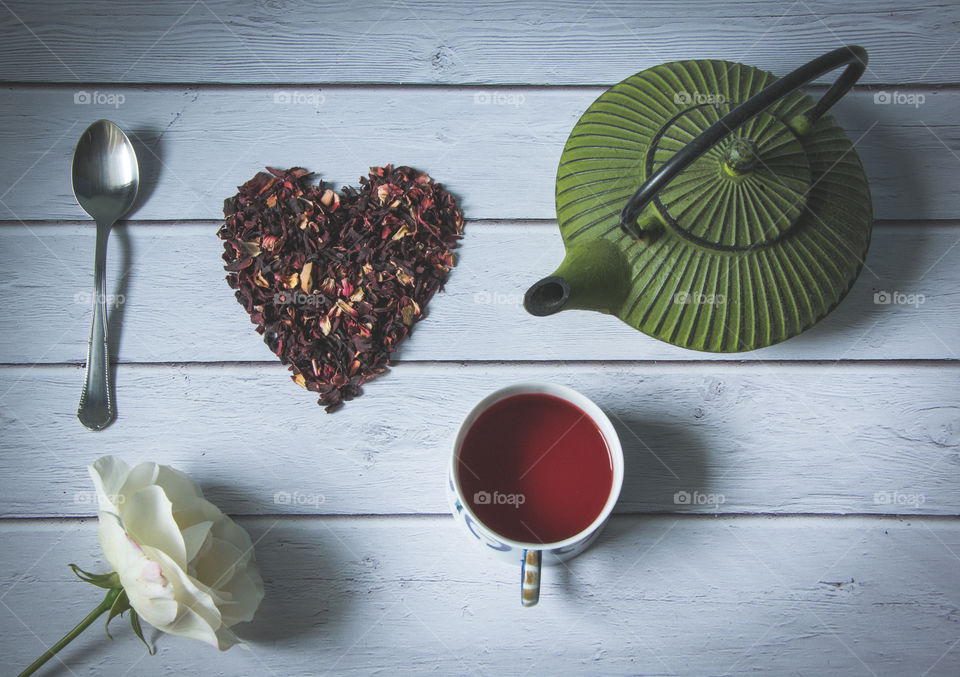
[72,120,139,430]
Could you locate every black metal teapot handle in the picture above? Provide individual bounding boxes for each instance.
[620,45,868,238]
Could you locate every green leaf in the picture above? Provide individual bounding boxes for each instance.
[69,563,120,590]
[104,589,131,639]
[64,565,156,656]
[129,610,155,655]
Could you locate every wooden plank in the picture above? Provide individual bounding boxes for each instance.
[0,0,957,84]
[1,516,959,676]
[0,363,957,518]
[1,221,956,364]
[0,86,956,221]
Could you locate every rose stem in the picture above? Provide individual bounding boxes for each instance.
[18,587,123,677]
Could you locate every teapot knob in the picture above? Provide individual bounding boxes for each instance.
[722,137,759,175]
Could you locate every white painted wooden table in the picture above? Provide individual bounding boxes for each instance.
[1,2,959,675]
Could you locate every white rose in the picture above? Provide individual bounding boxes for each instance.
[89,455,264,650]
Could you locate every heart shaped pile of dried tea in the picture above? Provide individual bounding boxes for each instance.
[218,165,463,411]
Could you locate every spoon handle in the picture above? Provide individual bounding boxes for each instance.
[77,221,115,430]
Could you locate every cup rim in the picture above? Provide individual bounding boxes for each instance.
[451,382,624,551]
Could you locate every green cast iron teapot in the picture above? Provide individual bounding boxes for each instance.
[524,46,872,352]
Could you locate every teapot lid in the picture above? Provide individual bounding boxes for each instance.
[645,106,812,248]
[551,50,872,351]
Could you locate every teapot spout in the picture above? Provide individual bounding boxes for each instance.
[523,239,630,317]
[524,275,571,317]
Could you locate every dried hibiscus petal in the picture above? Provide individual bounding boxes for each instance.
[217,165,464,411]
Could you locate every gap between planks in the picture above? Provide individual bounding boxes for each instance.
[3,218,959,227]
[1,82,958,91]
[3,513,960,526]
[2,359,958,368]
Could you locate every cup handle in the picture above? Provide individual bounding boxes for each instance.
[521,549,541,607]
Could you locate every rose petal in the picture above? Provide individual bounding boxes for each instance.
[143,546,224,643]
[209,515,256,558]
[193,536,245,590]
[180,520,214,564]
[215,625,244,650]
[154,465,204,509]
[215,563,265,626]
[120,461,161,498]
[158,603,221,649]
[172,496,228,530]
[98,513,179,628]
[89,457,264,651]
[96,511,144,578]
[88,456,131,515]
[121,485,188,571]
[121,559,179,629]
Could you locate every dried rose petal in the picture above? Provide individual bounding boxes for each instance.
[217,165,464,411]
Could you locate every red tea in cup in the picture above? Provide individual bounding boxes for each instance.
[456,392,614,544]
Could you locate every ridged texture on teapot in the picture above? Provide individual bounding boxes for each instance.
[556,58,872,352]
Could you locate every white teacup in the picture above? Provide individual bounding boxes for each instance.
[446,382,624,606]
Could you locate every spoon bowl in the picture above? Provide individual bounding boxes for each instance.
[72,120,139,430]
[72,120,139,222]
